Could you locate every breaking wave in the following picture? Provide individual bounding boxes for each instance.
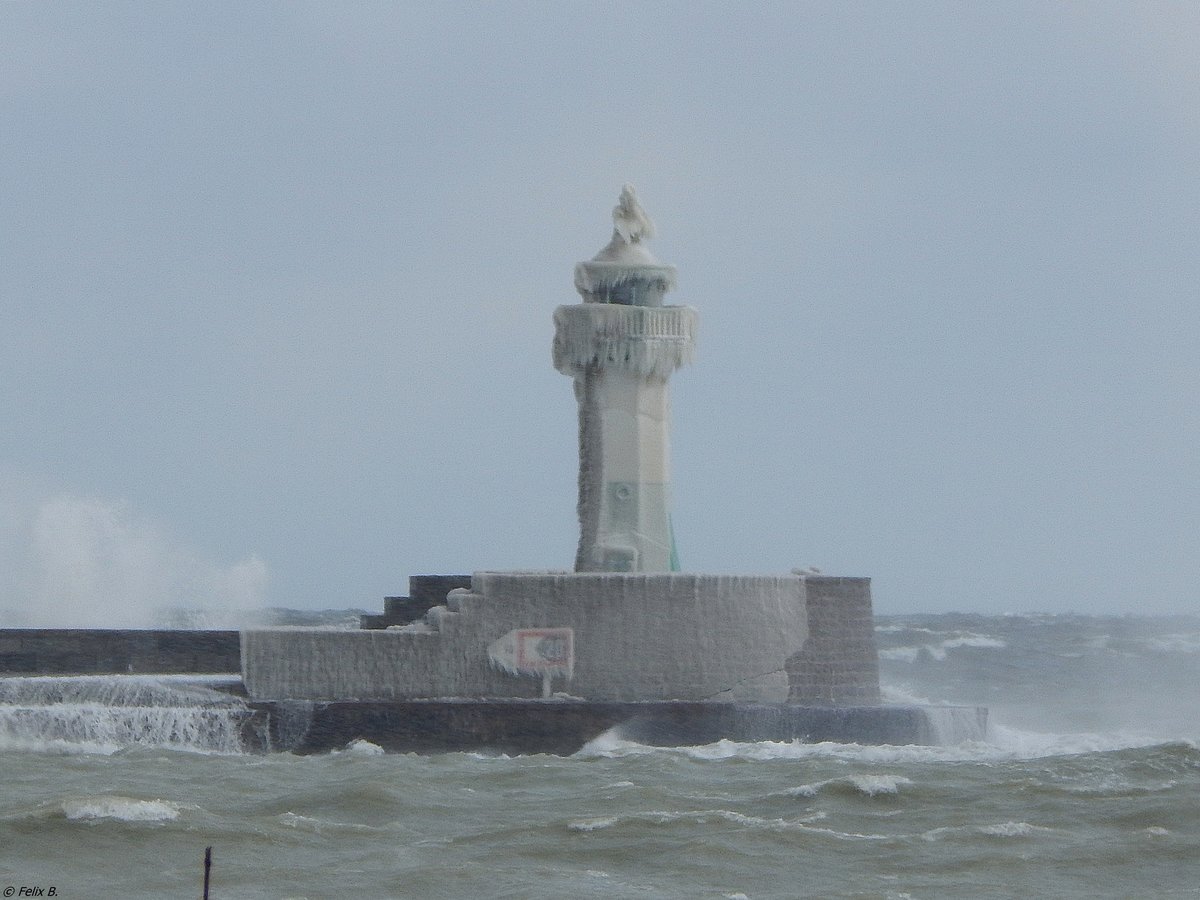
[0,674,252,755]
[60,796,182,822]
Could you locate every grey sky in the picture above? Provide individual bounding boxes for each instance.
[2,2,1197,621]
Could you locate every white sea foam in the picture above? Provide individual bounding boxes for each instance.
[61,796,181,822]
[784,775,910,798]
[944,635,1007,650]
[977,821,1050,837]
[879,683,936,706]
[343,739,385,755]
[919,826,955,842]
[280,812,324,830]
[879,632,1006,663]
[1144,633,1200,654]
[578,719,1172,766]
[699,810,791,829]
[879,647,923,663]
[847,774,912,796]
[278,811,378,834]
[576,730,639,757]
[568,816,620,832]
[782,777,902,801]
[569,808,881,838]
[985,723,1165,758]
[794,823,891,841]
[786,784,819,798]
[919,821,1051,842]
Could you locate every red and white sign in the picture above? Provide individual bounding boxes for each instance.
[488,628,574,677]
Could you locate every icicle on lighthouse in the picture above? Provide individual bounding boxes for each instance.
[553,186,698,572]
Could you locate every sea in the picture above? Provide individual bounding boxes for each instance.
[2,612,1199,899]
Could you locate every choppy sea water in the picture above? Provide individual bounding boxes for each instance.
[2,613,1199,899]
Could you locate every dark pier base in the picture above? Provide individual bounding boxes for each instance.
[0,629,240,675]
[243,699,988,755]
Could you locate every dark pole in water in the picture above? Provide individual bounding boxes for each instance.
[203,846,212,900]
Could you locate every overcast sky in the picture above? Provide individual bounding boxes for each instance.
[2,2,1197,623]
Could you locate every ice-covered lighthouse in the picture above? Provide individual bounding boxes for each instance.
[553,185,697,573]
[235,184,981,755]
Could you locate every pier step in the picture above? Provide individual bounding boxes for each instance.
[414,589,488,636]
[359,575,472,629]
[446,589,486,614]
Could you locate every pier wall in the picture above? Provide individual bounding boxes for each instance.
[242,573,882,706]
[246,700,983,755]
[244,572,807,703]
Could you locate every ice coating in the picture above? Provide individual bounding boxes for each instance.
[552,304,697,380]
[610,183,654,245]
[242,573,808,702]
[558,186,695,572]
[575,184,676,304]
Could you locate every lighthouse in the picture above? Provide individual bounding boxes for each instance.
[553,186,698,572]
[242,184,907,742]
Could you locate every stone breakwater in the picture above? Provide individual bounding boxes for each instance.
[0,629,240,676]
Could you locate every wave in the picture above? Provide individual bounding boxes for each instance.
[4,795,188,824]
[60,795,182,823]
[784,774,913,798]
[577,725,1185,765]
[566,808,888,841]
[921,821,1055,842]
[879,633,1007,663]
[276,811,381,835]
[1142,633,1200,654]
[0,674,251,755]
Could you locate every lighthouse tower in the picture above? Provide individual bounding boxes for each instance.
[553,186,698,572]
